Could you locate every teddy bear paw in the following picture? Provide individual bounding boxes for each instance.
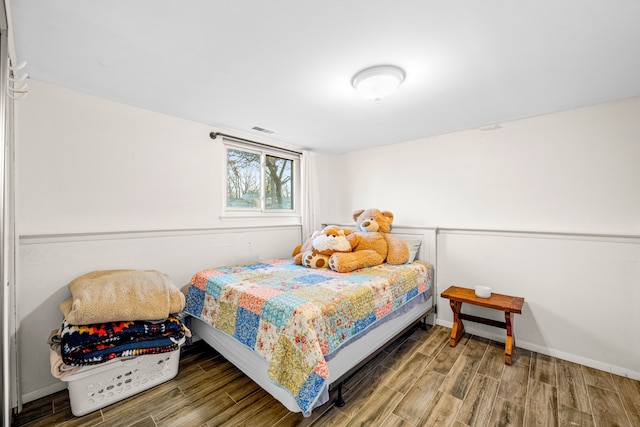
[302,252,329,269]
[328,254,338,271]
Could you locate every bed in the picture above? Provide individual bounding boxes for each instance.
[183,230,435,417]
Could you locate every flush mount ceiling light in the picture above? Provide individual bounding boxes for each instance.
[351,65,406,102]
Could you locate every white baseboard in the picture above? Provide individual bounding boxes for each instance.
[22,382,67,405]
[435,319,640,381]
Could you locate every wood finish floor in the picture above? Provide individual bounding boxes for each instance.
[14,325,640,427]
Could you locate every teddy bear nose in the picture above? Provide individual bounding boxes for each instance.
[363,221,371,227]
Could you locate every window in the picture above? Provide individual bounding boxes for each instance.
[225,142,299,213]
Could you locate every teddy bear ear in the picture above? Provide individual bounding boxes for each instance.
[353,209,365,222]
[381,211,395,222]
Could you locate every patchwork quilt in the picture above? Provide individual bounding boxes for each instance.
[184,259,433,414]
[60,316,187,366]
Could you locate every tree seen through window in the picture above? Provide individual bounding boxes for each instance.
[226,148,294,210]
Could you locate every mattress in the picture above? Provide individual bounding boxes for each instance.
[184,258,434,415]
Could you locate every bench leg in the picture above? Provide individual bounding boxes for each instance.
[505,311,515,365]
[449,300,465,347]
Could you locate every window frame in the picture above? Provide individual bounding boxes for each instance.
[223,140,300,217]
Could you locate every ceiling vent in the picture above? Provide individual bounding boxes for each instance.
[251,126,275,134]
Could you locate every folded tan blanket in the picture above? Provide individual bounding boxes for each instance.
[59,269,185,325]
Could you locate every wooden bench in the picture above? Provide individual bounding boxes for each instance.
[440,285,525,365]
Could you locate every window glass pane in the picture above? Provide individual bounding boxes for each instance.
[227,148,261,208]
[265,155,293,210]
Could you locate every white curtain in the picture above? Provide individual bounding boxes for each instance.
[301,150,320,242]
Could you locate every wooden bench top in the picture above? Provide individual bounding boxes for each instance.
[441,285,524,313]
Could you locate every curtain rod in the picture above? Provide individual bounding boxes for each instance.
[209,132,302,155]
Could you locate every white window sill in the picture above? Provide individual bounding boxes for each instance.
[219,212,302,222]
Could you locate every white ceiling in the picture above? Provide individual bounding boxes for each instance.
[8,1,640,154]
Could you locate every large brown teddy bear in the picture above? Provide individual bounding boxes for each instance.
[328,209,409,273]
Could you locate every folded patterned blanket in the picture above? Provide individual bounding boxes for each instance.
[59,269,185,325]
[60,316,188,366]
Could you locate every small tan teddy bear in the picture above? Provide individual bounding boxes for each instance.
[301,227,359,268]
[294,226,359,268]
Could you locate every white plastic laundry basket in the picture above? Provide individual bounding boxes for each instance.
[61,350,180,416]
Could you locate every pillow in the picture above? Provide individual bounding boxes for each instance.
[402,239,422,263]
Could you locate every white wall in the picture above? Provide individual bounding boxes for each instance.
[321,97,640,234]
[319,97,640,379]
[436,230,640,378]
[15,80,302,401]
[18,227,301,401]
[17,80,306,235]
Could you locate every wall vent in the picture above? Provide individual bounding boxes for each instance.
[251,126,275,134]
